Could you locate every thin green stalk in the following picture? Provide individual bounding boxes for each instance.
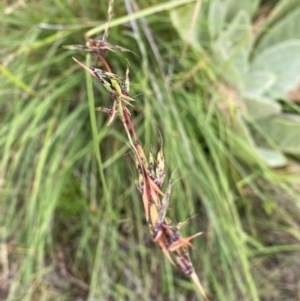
[85,54,117,220]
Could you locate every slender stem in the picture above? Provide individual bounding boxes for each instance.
[121,100,139,142]
[97,53,111,72]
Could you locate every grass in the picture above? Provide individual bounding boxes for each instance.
[1,0,300,300]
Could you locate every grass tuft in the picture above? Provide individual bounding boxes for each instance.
[1,1,300,300]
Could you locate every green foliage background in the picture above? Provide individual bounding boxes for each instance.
[1,0,300,300]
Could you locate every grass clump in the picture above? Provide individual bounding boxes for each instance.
[1,1,300,301]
